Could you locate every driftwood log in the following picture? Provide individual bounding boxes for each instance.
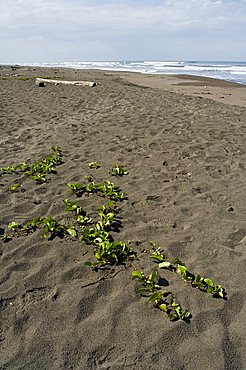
[35,78,96,87]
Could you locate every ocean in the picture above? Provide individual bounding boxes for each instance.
[13,60,246,85]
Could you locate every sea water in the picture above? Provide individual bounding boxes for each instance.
[11,61,246,85]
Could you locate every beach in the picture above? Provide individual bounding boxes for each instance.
[1,66,246,369]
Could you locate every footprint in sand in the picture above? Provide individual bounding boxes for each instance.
[226,228,246,249]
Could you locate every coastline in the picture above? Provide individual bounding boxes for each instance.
[1,64,246,107]
[1,65,246,369]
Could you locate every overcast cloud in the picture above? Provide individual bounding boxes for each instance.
[0,0,245,62]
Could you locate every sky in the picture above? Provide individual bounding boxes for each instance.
[0,0,246,63]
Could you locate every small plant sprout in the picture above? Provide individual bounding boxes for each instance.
[109,164,128,177]
[5,215,77,240]
[88,162,101,169]
[8,183,21,192]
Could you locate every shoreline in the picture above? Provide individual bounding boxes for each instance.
[1,64,246,107]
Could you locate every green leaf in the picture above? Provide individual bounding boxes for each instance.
[8,183,21,192]
[8,221,20,230]
[2,233,11,242]
[150,254,165,262]
[148,292,162,302]
[132,271,144,280]
[137,287,152,295]
[176,265,188,277]
[85,262,92,267]
[66,227,77,237]
[159,261,172,269]
[173,257,184,265]
[159,303,168,312]
[204,278,214,287]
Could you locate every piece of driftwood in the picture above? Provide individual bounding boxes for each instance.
[35,78,96,87]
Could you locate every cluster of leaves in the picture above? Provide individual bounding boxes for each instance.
[85,239,136,269]
[0,162,29,174]
[24,146,64,183]
[132,271,191,321]
[150,248,225,298]
[8,183,22,192]
[68,176,125,201]
[63,199,92,226]
[83,200,136,268]
[0,147,64,183]
[109,164,128,177]
[4,215,77,240]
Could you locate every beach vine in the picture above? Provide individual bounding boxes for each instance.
[1,150,227,322]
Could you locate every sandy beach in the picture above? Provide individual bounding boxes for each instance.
[1,66,246,369]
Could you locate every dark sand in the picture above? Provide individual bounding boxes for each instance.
[1,66,246,369]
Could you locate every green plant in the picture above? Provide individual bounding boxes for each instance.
[86,240,136,268]
[25,147,64,183]
[42,216,66,238]
[67,182,86,196]
[7,217,45,236]
[154,293,191,321]
[0,162,28,174]
[2,232,12,242]
[8,183,21,192]
[68,178,125,201]
[150,247,166,263]
[0,147,64,183]
[132,270,160,294]
[8,221,21,230]
[98,210,116,228]
[63,199,92,226]
[82,224,110,245]
[6,215,77,239]
[97,200,119,214]
[158,257,225,298]
[132,271,191,321]
[63,199,84,215]
[109,164,128,177]
[88,162,101,169]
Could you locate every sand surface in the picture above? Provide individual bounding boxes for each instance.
[117,72,246,108]
[1,66,246,369]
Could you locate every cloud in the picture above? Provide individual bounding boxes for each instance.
[0,0,245,61]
